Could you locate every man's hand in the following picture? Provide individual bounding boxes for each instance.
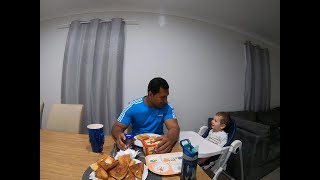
[154,119,180,153]
[154,135,176,154]
[111,121,129,150]
[116,133,127,150]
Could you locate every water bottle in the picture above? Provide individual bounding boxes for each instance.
[180,139,199,180]
[125,133,134,149]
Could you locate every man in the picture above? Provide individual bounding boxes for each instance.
[111,77,180,154]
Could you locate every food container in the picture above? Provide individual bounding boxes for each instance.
[142,138,160,155]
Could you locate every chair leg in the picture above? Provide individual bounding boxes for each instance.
[202,161,215,170]
[221,171,236,180]
[215,149,243,180]
[213,167,223,180]
[239,149,244,180]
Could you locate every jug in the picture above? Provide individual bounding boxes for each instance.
[180,139,199,180]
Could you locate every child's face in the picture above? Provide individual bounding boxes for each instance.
[211,115,225,132]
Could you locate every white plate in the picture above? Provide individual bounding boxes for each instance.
[134,133,161,147]
[88,159,148,180]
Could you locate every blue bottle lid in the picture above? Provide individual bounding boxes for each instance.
[180,139,198,157]
[125,134,134,139]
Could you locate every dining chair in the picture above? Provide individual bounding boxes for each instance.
[40,99,44,128]
[46,104,84,133]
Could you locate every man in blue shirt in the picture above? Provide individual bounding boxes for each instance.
[111,77,180,153]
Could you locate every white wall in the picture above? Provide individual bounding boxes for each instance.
[40,12,280,132]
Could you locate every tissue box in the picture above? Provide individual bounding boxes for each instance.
[142,139,160,155]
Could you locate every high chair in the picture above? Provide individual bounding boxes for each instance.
[198,118,244,180]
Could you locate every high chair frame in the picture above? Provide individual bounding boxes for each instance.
[198,118,244,180]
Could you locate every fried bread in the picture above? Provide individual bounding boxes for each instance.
[90,162,99,171]
[107,176,116,180]
[99,156,119,171]
[129,162,144,180]
[108,164,128,180]
[91,154,145,180]
[118,154,131,166]
[136,134,150,140]
[123,168,136,180]
[129,159,135,167]
[95,167,109,179]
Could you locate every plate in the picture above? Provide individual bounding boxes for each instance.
[84,159,148,180]
[145,152,183,175]
[134,133,161,147]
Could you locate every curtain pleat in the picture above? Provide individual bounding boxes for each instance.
[61,18,125,134]
[244,41,271,112]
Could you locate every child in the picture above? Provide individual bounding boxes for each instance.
[197,112,230,165]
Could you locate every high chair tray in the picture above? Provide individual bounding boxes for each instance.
[145,152,183,175]
[179,131,222,158]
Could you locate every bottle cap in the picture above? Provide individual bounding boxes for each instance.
[180,139,198,157]
[125,134,134,139]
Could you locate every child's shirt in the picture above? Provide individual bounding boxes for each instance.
[205,130,228,147]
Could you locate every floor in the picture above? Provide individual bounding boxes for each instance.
[203,166,280,180]
[260,167,280,180]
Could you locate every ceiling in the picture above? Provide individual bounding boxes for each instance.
[40,0,280,46]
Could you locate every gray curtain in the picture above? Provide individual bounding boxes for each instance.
[61,18,125,134]
[244,41,271,112]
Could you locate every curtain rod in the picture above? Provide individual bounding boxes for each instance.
[58,19,138,29]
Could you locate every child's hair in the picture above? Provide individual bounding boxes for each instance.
[215,112,230,129]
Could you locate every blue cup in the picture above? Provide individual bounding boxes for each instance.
[87,124,104,153]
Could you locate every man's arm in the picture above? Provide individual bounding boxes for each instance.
[111,121,129,150]
[155,119,180,153]
[165,119,180,142]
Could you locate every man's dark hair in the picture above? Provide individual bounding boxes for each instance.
[148,77,169,94]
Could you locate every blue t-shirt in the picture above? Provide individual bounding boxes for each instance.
[117,97,177,135]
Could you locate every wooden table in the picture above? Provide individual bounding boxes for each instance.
[40,129,211,180]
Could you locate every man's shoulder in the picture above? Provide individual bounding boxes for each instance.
[128,97,144,105]
[166,102,174,108]
[161,102,174,111]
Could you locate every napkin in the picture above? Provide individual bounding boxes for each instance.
[114,148,140,160]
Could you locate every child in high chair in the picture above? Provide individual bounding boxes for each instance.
[197,112,230,165]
